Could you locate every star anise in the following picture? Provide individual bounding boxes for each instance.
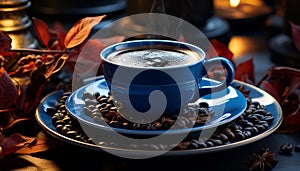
[247,148,278,171]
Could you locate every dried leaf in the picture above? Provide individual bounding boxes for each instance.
[64,15,106,49]
[0,31,12,54]
[0,133,35,157]
[0,69,18,109]
[289,20,300,51]
[53,21,67,34]
[57,33,66,50]
[235,58,255,84]
[259,67,300,133]
[32,17,50,49]
[261,81,282,103]
[15,138,52,155]
[67,36,124,74]
[277,106,300,133]
[207,39,234,65]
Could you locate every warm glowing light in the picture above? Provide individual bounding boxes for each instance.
[230,0,240,8]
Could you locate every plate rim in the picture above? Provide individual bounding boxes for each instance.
[35,79,283,156]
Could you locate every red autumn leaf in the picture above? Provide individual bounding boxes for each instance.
[235,58,255,84]
[207,39,234,65]
[57,33,66,50]
[49,22,67,50]
[32,17,50,49]
[260,67,300,103]
[66,36,124,74]
[0,31,12,54]
[259,67,300,133]
[52,21,67,34]
[289,20,300,51]
[261,81,282,103]
[277,106,300,133]
[64,15,106,49]
[0,68,18,109]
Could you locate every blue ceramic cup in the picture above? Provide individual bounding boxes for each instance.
[101,40,234,123]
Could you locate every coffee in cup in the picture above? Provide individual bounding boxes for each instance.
[106,45,201,68]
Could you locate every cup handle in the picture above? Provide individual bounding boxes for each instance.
[198,57,235,96]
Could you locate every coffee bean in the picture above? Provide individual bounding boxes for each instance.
[223,128,235,140]
[104,104,112,110]
[197,142,208,148]
[66,131,78,138]
[230,123,240,131]
[243,130,252,138]
[280,144,293,154]
[253,114,263,120]
[62,117,72,124]
[254,109,267,115]
[248,115,259,123]
[107,96,114,104]
[110,107,118,111]
[55,124,64,133]
[190,140,199,149]
[75,135,85,141]
[256,125,266,132]
[55,102,64,109]
[265,112,273,117]
[109,120,122,128]
[244,121,254,127]
[251,101,260,107]
[235,132,245,141]
[251,127,259,135]
[99,108,110,114]
[218,133,229,142]
[62,92,71,96]
[46,107,56,115]
[262,116,274,124]
[199,102,209,108]
[52,113,64,123]
[245,109,253,114]
[234,129,243,135]
[55,120,65,127]
[93,92,100,99]
[99,97,108,104]
[205,141,214,147]
[209,139,223,146]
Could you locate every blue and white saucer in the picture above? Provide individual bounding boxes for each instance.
[35,79,283,155]
[64,76,247,135]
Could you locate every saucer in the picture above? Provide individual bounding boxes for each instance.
[35,79,282,156]
[65,76,247,135]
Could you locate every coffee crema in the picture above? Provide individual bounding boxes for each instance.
[106,46,202,67]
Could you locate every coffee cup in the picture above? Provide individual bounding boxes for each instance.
[100,39,234,123]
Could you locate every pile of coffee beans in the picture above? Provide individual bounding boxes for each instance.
[81,91,214,130]
[174,99,275,150]
[48,91,94,144]
[46,86,275,151]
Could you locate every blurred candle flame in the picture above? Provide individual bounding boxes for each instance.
[230,0,240,8]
